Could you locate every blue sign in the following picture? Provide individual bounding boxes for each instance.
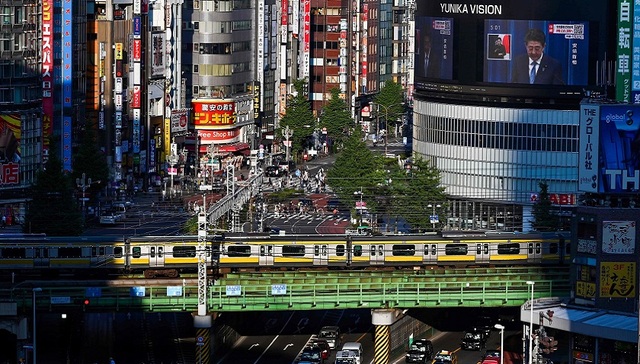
[133,16,141,36]
[226,285,242,296]
[166,286,182,297]
[130,287,146,297]
[271,284,287,295]
[85,287,102,298]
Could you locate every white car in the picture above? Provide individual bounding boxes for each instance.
[99,214,119,225]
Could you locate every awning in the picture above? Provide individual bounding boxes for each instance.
[218,142,250,153]
[520,298,637,343]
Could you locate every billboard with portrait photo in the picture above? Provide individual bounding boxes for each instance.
[414,17,453,83]
[483,19,589,85]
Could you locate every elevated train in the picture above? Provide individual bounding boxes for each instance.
[0,232,569,278]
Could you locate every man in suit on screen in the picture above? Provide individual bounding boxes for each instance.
[510,28,564,85]
[416,31,441,78]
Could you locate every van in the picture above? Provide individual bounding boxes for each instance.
[334,350,359,364]
[318,326,340,349]
[340,342,362,364]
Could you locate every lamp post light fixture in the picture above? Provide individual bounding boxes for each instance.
[75,173,92,221]
[282,125,293,162]
[32,287,42,364]
[494,323,505,364]
[526,280,536,364]
[427,204,442,231]
[372,102,404,156]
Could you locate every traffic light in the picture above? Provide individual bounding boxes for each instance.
[538,335,558,354]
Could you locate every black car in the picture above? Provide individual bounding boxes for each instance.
[461,330,487,351]
[405,339,433,363]
[296,345,324,364]
[265,165,283,177]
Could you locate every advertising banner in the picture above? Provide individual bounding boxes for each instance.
[197,129,240,144]
[131,86,141,108]
[115,43,124,60]
[578,103,600,192]
[193,100,236,126]
[151,33,165,77]
[600,261,635,298]
[133,39,141,61]
[617,0,631,102]
[133,16,141,37]
[42,0,53,161]
[171,109,189,134]
[133,109,141,153]
[602,221,636,254]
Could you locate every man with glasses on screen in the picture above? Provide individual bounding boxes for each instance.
[510,28,564,85]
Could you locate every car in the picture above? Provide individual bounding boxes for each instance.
[480,349,501,364]
[296,345,324,364]
[461,329,487,351]
[278,160,296,172]
[405,339,434,363]
[311,339,331,360]
[431,350,457,364]
[99,213,119,225]
[318,326,340,350]
[265,165,283,177]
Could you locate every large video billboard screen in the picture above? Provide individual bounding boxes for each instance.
[483,20,589,85]
[414,0,614,102]
[579,103,640,193]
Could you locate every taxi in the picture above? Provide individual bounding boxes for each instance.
[431,350,458,364]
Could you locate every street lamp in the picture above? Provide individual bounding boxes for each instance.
[526,280,535,364]
[372,102,404,156]
[494,323,505,364]
[76,173,92,222]
[427,204,441,231]
[32,287,42,364]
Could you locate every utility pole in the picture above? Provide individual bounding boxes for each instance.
[167,141,178,198]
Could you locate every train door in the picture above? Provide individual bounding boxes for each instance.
[528,241,542,263]
[259,244,274,266]
[313,244,329,266]
[149,245,165,267]
[369,243,385,265]
[475,243,491,264]
[423,244,438,265]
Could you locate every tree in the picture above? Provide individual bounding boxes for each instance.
[326,128,379,209]
[388,157,447,232]
[72,125,109,195]
[373,80,405,137]
[532,181,557,231]
[24,141,83,235]
[279,79,316,160]
[318,88,353,152]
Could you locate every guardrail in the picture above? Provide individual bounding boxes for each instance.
[206,172,263,224]
[5,269,569,313]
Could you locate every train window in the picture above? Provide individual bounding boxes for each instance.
[282,245,305,257]
[336,244,345,256]
[322,245,327,256]
[132,247,142,258]
[92,247,97,256]
[378,245,384,256]
[353,245,362,256]
[431,244,436,255]
[444,244,468,255]
[565,243,571,255]
[392,244,415,256]
[267,245,273,255]
[484,244,489,254]
[150,247,156,258]
[497,243,520,254]
[314,245,320,256]
[423,245,428,255]
[228,245,251,257]
[58,247,81,258]
[174,246,196,258]
[549,243,558,254]
[370,246,375,256]
[528,243,533,254]
[536,243,541,254]
[158,246,164,257]
[476,244,481,254]
[114,247,123,258]
[99,247,105,256]
[1,247,26,258]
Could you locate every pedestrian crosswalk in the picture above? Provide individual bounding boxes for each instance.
[263,212,349,222]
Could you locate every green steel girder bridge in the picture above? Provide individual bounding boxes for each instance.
[5,266,569,312]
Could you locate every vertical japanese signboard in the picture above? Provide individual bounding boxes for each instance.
[41,0,53,163]
[62,0,73,172]
[578,103,600,192]
[617,0,631,102]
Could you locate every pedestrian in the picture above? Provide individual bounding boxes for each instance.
[1,215,5,228]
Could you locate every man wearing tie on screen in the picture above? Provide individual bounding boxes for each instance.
[418,31,440,78]
[511,28,563,85]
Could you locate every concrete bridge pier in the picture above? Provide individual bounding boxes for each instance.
[194,313,216,364]
[371,308,403,364]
